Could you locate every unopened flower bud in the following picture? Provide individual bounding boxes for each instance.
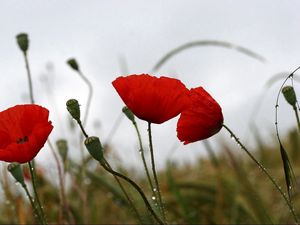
[84,136,103,162]
[67,58,79,71]
[282,86,297,106]
[122,106,135,122]
[56,139,68,162]
[66,99,81,121]
[7,163,25,185]
[16,33,29,52]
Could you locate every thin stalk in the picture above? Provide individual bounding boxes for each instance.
[21,183,43,224]
[133,121,155,193]
[293,105,300,132]
[103,158,144,223]
[78,120,89,138]
[223,124,299,223]
[22,52,47,224]
[28,161,47,224]
[148,122,166,221]
[100,159,165,225]
[23,52,35,104]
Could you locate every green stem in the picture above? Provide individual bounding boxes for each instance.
[23,52,35,104]
[148,122,166,221]
[28,161,47,224]
[293,105,300,132]
[78,120,89,138]
[133,121,155,193]
[100,159,165,225]
[103,159,144,223]
[21,183,43,224]
[222,124,299,223]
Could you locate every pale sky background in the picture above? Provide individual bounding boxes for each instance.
[1,1,300,174]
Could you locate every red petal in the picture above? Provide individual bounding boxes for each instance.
[177,87,223,144]
[0,104,53,163]
[113,74,189,124]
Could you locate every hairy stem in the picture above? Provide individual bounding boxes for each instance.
[148,122,166,221]
[223,124,298,223]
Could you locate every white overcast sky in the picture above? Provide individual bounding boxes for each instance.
[1,0,300,171]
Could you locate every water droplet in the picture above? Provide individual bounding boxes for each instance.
[151,196,156,200]
[153,188,157,192]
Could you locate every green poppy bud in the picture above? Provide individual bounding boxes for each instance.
[16,33,29,53]
[56,139,68,162]
[66,99,81,121]
[84,136,103,162]
[7,163,25,185]
[122,106,135,122]
[282,86,297,106]
[67,58,79,71]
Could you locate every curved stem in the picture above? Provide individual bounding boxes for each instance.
[21,183,43,224]
[103,159,144,223]
[28,161,47,224]
[100,160,165,225]
[223,124,299,223]
[148,122,166,221]
[78,120,89,138]
[133,121,155,193]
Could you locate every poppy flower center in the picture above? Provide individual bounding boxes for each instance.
[16,136,28,144]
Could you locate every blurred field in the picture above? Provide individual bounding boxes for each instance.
[1,125,300,224]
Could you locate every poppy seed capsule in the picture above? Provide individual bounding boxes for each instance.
[16,33,29,52]
[7,163,25,185]
[84,136,103,162]
[66,99,81,121]
[56,139,68,162]
[282,86,297,106]
[67,58,79,71]
[122,106,135,122]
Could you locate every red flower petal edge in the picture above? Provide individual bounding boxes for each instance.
[177,87,223,144]
[0,104,53,163]
[112,74,189,124]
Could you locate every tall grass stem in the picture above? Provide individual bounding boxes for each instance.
[223,124,299,223]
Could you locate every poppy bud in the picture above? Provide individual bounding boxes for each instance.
[7,163,25,185]
[122,106,135,123]
[67,58,79,71]
[282,86,297,106]
[16,33,29,53]
[84,136,103,162]
[56,139,68,162]
[66,99,81,121]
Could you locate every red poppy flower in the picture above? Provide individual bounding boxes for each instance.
[0,104,53,163]
[112,74,189,124]
[177,87,223,144]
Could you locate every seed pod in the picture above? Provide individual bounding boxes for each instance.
[84,136,103,162]
[282,86,297,106]
[66,99,81,121]
[7,163,25,185]
[16,33,29,52]
[67,58,79,71]
[122,106,135,123]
